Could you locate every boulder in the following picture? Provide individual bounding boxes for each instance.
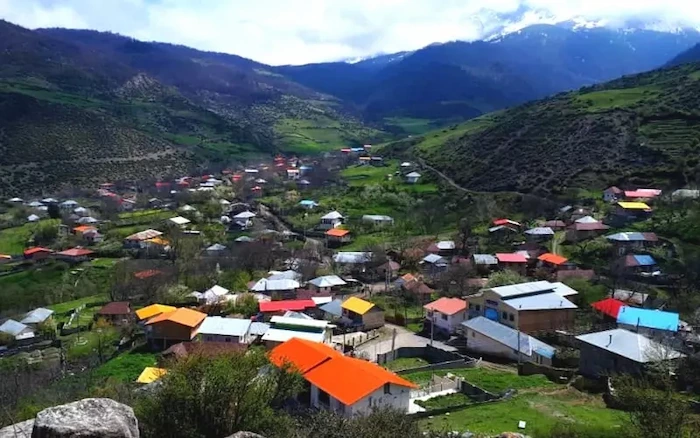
[31,398,138,438]
[0,419,35,438]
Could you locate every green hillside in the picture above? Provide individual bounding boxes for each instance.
[402,63,700,195]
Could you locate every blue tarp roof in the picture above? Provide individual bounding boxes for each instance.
[632,255,656,266]
[616,306,679,332]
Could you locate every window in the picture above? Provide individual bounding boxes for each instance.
[471,331,475,338]
[475,304,481,311]
[441,313,448,320]
[384,383,391,394]
[318,389,330,406]
[509,314,514,322]
[502,311,508,320]
[368,396,373,407]
[224,337,231,343]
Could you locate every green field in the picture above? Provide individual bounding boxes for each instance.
[384,357,428,371]
[420,389,628,436]
[403,367,550,394]
[341,163,398,187]
[64,327,119,360]
[414,115,497,152]
[0,219,60,254]
[575,85,660,110]
[384,117,441,136]
[94,352,159,382]
[276,116,382,154]
[415,392,472,410]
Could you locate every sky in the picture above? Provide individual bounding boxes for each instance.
[1,0,700,65]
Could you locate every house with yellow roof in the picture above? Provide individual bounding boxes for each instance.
[135,304,177,322]
[145,307,207,349]
[341,297,384,330]
[614,201,653,222]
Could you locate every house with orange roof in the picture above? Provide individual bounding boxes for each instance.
[145,307,207,349]
[23,247,53,261]
[270,338,417,416]
[135,304,176,322]
[424,297,468,335]
[55,247,95,263]
[537,253,570,271]
[325,228,351,245]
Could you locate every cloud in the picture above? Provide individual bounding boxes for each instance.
[1,0,700,65]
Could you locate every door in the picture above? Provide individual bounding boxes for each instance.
[485,307,499,321]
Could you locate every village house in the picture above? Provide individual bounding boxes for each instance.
[405,172,421,184]
[232,211,256,229]
[424,297,468,335]
[401,276,435,304]
[326,228,351,245]
[27,214,41,223]
[565,221,610,242]
[341,297,385,330]
[543,220,566,231]
[524,227,555,242]
[576,329,683,377]
[205,243,228,257]
[0,319,35,341]
[616,306,679,337]
[358,156,371,165]
[421,253,449,277]
[613,289,654,308]
[123,229,163,249]
[23,247,53,261]
[136,367,167,384]
[472,254,499,275]
[672,189,700,201]
[258,300,317,320]
[196,317,253,344]
[163,341,247,361]
[135,304,177,323]
[55,247,94,263]
[377,260,401,280]
[299,200,319,209]
[96,302,133,326]
[493,218,521,228]
[461,317,556,366]
[427,240,456,257]
[21,308,54,327]
[624,188,662,202]
[145,308,207,349]
[191,285,230,305]
[615,254,660,278]
[59,200,79,211]
[591,298,625,322]
[496,253,528,276]
[319,211,344,230]
[467,281,579,334]
[603,186,623,203]
[261,315,334,348]
[362,214,394,226]
[250,277,301,300]
[308,275,347,294]
[168,216,191,228]
[606,232,659,256]
[537,253,570,272]
[613,202,653,222]
[271,338,417,416]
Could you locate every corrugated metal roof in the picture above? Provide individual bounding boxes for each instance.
[309,275,346,288]
[422,254,447,265]
[525,227,554,235]
[503,292,578,311]
[333,252,371,264]
[341,297,375,315]
[632,255,657,266]
[576,329,683,363]
[617,307,678,332]
[261,328,326,343]
[606,232,657,242]
[250,278,300,291]
[473,254,498,265]
[249,322,270,336]
[197,317,252,337]
[321,211,343,220]
[491,281,555,297]
[0,319,33,337]
[462,317,555,357]
[270,316,331,329]
[21,308,54,324]
[319,299,343,317]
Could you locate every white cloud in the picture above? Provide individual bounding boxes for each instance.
[1,0,700,65]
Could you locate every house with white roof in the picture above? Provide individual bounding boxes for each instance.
[196,317,252,344]
[261,315,334,348]
[232,211,256,229]
[250,278,301,300]
[333,252,372,265]
[405,172,421,184]
[0,319,36,340]
[362,215,394,226]
[576,328,683,377]
[462,317,556,366]
[309,275,347,294]
[467,281,578,334]
[21,308,54,327]
[191,285,230,305]
[319,211,344,230]
[168,216,191,227]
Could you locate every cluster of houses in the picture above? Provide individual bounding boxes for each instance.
[0,308,54,343]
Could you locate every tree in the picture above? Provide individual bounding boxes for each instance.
[47,203,61,219]
[455,218,472,256]
[136,349,303,438]
[486,270,525,287]
[33,221,58,246]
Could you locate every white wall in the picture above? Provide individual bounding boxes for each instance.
[310,383,411,417]
[199,334,245,343]
[465,328,540,364]
[429,310,467,334]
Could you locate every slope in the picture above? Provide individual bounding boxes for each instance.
[667,43,700,67]
[398,63,700,196]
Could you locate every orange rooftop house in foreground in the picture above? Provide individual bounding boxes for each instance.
[271,338,417,416]
[144,307,206,349]
[325,228,351,245]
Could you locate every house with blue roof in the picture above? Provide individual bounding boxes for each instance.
[616,306,679,336]
[617,254,660,277]
[299,200,319,210]
[461,317,556,366]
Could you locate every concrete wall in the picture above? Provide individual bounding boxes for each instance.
[518,362,577,382]
[362,308,385,330]
[428,309,466,334]
[578,342,642,378]
[310,383,411,416]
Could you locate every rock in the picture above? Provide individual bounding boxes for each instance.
[0,419,35,438]
[225,433,266,438]
[31,398,138,438]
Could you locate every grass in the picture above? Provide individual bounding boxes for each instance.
[64,327,119,360]
[0,219,60,254]
[415,392,472,410]
[403,367,551,394]
[94,351,159,382]
[414,115,497,152]
[419,389,628,436]
[48,294,108,314]
[576,86,660,110]
[384,357,428,371]
[370,295,424,319]
[384,117,441,136]
[341,163,399,187]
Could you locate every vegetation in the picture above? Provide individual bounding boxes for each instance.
[93,352,159,382]
[384,357,428,371]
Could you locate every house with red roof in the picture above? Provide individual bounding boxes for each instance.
[496,253,528,276]
[23,247,53,261]
[270,338,417,416]
[591,298,625,320]
[258,300,316,320]
[55,247,95,263]
[565,221,610,243]
[96,302,133,325]
[424,297,468,335]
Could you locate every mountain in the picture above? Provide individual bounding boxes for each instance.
[389,62,700,196]
[0,21,384,195]
[667,43,700,66]
[275,24,700,122]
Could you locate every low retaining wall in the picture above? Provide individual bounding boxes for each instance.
[377,344,467,365]
[519,361,577,383]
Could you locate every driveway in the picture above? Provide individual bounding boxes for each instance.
[353,324,457,362]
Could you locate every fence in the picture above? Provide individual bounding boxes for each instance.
[376,344,470,366]
[410,374,462,398]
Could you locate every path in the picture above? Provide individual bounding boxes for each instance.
[353,324,456,362]
[551,231,565,255]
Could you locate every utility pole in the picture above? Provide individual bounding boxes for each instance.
[517,305,522,368]
[430,313,435,347]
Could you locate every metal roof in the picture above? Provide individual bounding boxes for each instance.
[422,254,447,265]
[250,278,300,292]
[197,317,252,337]
[321,211,344,220]
[632,254,657,266]
[21,308,54,324]
[462,317,555,358]
[249,322,270,336]
[0,319,33,337]
[574,216,598,224]
[491,281,557,298]
[233,211,256,219]
[362,214,394,222]
[261,328,326,343]
[309,275,346,288]
[319,299,344,317]
[270,316,331,329]
[473,254,498,265]
[206,244,227,251]
[204,285,230,296]
[525,227,554,235]
[333,252,372,264]
[502,292,578,311]
[169,216,191,225]
[268,270,301,281]
[576,329,683,363]
[435,240,456,250]
[606,232,657,242]
[406,172,421,178]
[616,307,679,332]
